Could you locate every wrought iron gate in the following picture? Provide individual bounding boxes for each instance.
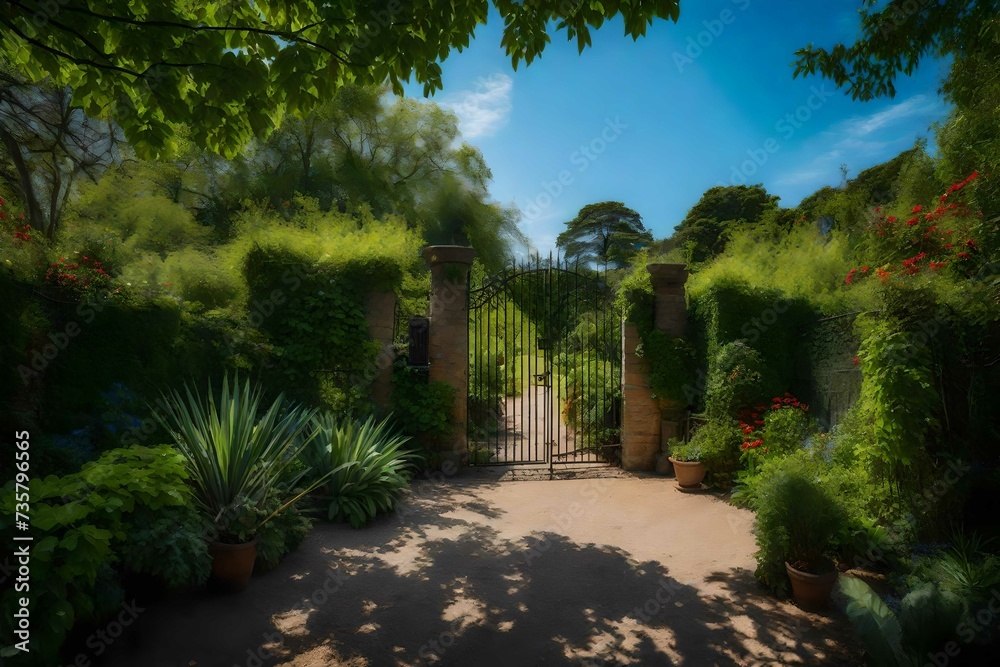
[467,255,622,468]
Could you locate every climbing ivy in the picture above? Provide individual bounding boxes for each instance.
[243,244,402,411]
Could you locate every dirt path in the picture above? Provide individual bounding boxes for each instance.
[103,470,860,666]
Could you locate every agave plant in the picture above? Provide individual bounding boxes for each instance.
[154,374,339,543]
[302,412,418,528]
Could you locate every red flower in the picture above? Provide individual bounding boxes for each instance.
[906,217,918,226]
[886,216,898,223]
[852,356,860,365]
[861,265,869,273]
[912,205,922,213]
[957,251,971,260]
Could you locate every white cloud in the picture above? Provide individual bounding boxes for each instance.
[840,94,942,137]
[774,94,946,191]
[440,73,513,139]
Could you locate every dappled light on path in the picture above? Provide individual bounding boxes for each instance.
[103,473,859,666]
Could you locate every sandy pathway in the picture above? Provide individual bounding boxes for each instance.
[102,470,860,666]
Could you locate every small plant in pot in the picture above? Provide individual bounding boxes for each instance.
[155,375,342,592]
[667,438,706,489]
[753,464,847,610]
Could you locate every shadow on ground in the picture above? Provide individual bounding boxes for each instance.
[101,477,859,667]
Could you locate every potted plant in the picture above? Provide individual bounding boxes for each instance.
[753,464,846,610]
[667,438,706,489]
[155,375,340,592]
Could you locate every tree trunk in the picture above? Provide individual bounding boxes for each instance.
[0,126,45,235]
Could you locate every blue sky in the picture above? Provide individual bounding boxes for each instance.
[403,0,951,252]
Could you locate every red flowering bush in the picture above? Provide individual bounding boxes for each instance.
[737,393,812,473]
[845,172,982,286]
[45,252,113,292]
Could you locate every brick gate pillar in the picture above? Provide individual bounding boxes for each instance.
[620,263,688,471]
[422,245,476,464]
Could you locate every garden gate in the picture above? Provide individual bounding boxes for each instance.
[467,255,622,468]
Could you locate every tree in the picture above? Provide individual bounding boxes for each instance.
[671,185,778,263]
[793,0,998,101]
[0,67,122,238]
[556,201,652,268]
[1,0,680,157]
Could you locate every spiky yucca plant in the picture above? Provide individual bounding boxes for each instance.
[302,413,418,528]
[155,375,342,543]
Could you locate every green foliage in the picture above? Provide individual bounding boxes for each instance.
[0,445,202,663]
[117,504,211,589]
[1,1,680,156]
[703,340,766,419]
[556,201,653,268]
[671,185,779,264]
[153,374,327,543]
[302,412,417,528]
[390,359,457,449]
[855,314,938,474]
[752,456,848,594]
[561,354,621,448]
[687,419,743,483]
[242,241,395,410]
[639,329,697,405]
[687,224,856,315]
[761,405,814,457]
[793,0,995,101]
[840,577,966,667]
[254,502,314,572]
[667,437,703,463]
[910,532,1000,609]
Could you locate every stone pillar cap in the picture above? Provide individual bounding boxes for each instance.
[646,263,688,285]
[423,245,477,267]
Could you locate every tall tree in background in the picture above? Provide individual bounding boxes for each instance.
[557,201,652,268]
[671,185,778,263]
[0,0,680,157]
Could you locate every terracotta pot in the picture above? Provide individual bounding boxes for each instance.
[785,561,838,611]
[209,538,257,592]
[669,458,706,488]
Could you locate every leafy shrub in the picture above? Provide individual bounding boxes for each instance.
[840,577,966,667]
[668,437,702,462]
[561,354,620,447]
[254,502,314,572]
[909,531,1000,608]
[161,248,244,310]
[302,412,418,528]
[639,329,698,405]
[153,374,325,543]
[687,418,742,483]
[752,455,848,595]
[390,358,456,449]
[0,445,202,663]
[242,244,387,410]
[704,340,766,419]
[118,504,211,589]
